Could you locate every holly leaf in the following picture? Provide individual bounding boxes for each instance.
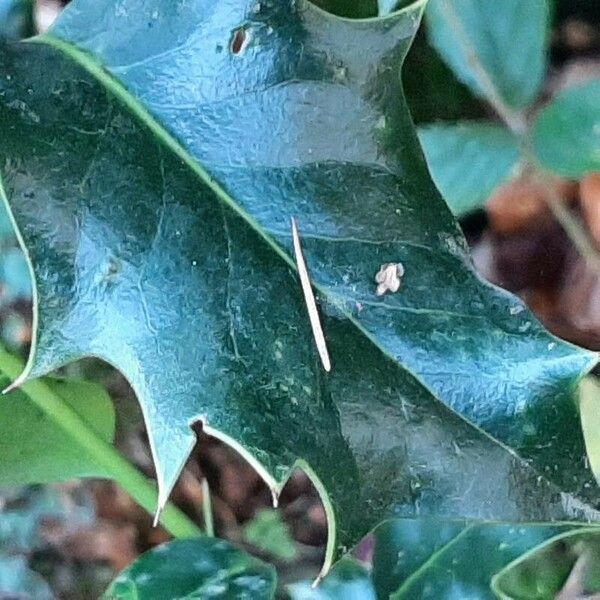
[290,519,581,599]
[0,0,34,41]
[425,0,549,109]
[418,122,520,215]
[532,80,600,178]
[0,348,115,485]
[0,0,597,571]
[103,538,276,600]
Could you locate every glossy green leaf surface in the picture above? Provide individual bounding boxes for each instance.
[294,519,579,599]
[103,537,276,600]
[288,558,376,599]
[492,528,600,599]
[0,0,598,567]
[426,0,549,109]
[532,80,600,177]
[0,349,115,485]
[377,519,573,599]
[418,123,520,215]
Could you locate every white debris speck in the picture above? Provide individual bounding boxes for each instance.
[375,263,404,296]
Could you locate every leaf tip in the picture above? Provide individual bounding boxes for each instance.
[2,375,24,395]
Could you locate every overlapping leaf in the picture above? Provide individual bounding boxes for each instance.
[291,519,588,599]
[103,538,276,599]
[0,0,598,569]
[425,0,549,109]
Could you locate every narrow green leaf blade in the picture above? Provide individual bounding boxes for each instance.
[425,0,549,109]
[492,528,600,599]
[532,80,600,177]
[103,538,277,600]
[418,123,520,215]
[0,349,115,485]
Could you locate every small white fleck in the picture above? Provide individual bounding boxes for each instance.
[509,305,524,316]
[191,260,197,266]
[548,342,556,350]
[375,263,404,296]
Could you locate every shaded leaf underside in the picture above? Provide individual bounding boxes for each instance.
[0,0,597,568]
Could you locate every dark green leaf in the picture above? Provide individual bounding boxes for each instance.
[375,519,573,599]
[492,528,600,599]
[532,80,600,177]
[0,0,33,40]
[0,349,115,485]
[292,519,580,599]
[103,537,276,600]
[418,123,520,215]
[426,0,549,109]
[0,0,597,566]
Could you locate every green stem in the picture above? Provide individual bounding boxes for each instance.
[0,349,202,539]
